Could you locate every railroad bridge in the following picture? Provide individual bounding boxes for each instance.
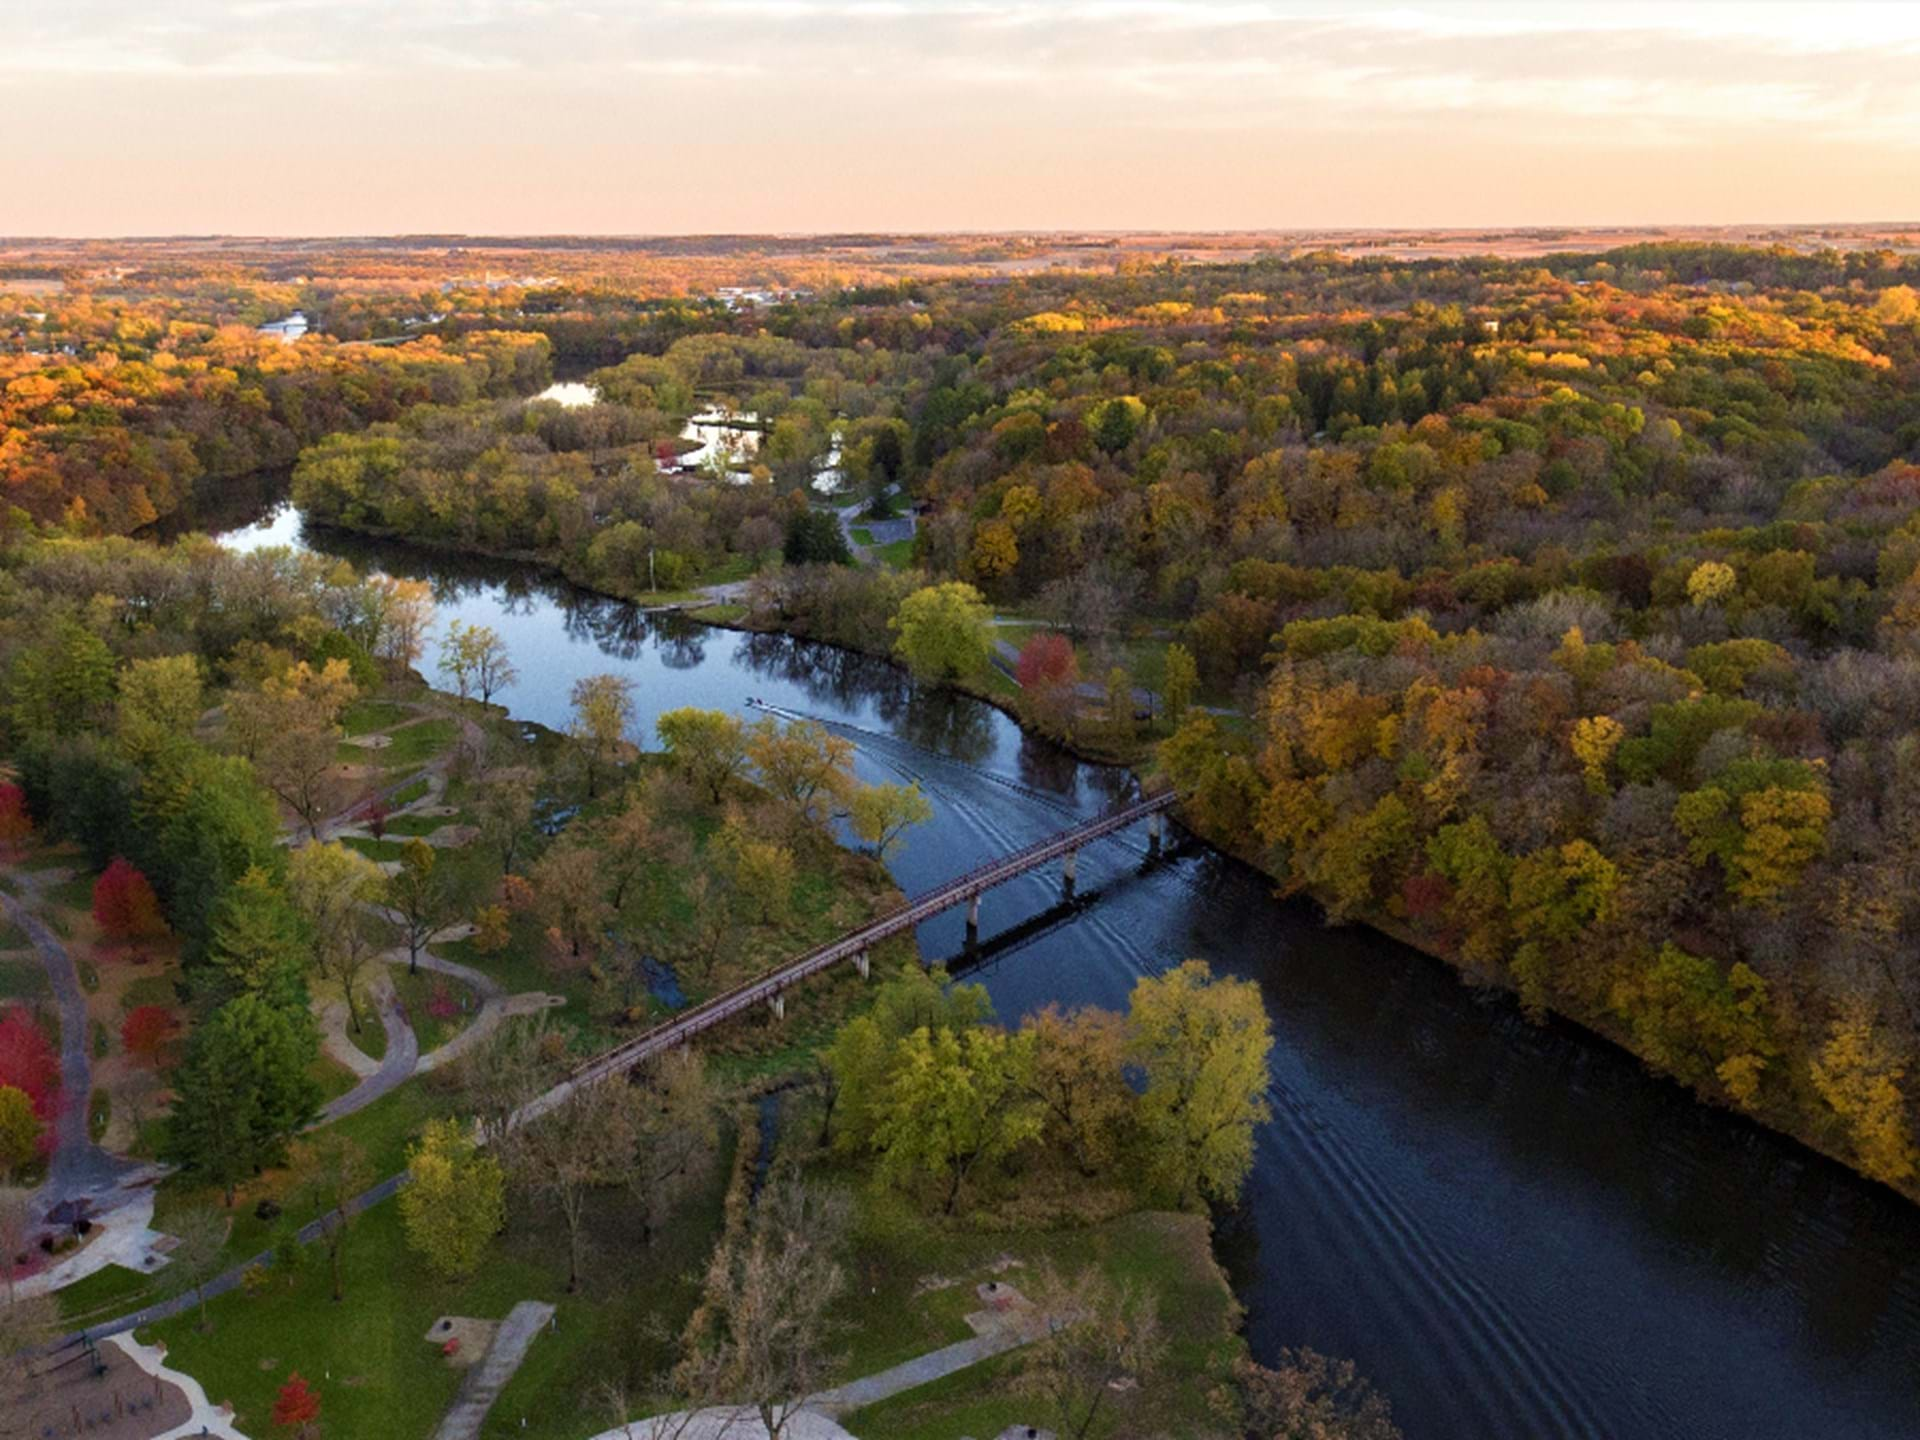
[561,789,1178,1093]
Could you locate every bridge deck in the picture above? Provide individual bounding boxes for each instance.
[565,789,1176,1089]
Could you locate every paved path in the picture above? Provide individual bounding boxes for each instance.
[431,1299,555,1440]
[316,979,418,1125]
[0,887,143,1224]
[107,1331,252,1439]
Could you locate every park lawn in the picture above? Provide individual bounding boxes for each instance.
[146,1124,737,1440]
[56,1256,163,1328]
[384,812,454,837]
[685,601,747,626]
[343,699,416,737]
[872,536,916,569]
[390,966,477,1055]
[391,776,432,808]
[119,972,178,1010]
[379,717,461,769]
[835,1206,1242,1439]
[0,953,47,1000]
[340,836,408,864]
[850,526,876,546]
[45,869,97,913]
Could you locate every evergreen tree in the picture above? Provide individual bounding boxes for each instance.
[196,866,312,1015]
[165,994,320,1204]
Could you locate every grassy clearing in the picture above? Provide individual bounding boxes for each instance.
[378,717,460,769]
[46,870,96,912]
[120,972,178,1011]
[383,812,454,837]
[390,966,476,1055]
[0,955,48,1001]
[340,836,408,863]
[144,1124,735,1440]
[873,536,916,569]
[391,776,432,808]
[343,699,416,737]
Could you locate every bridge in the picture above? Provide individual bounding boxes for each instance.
[560,788,1178,1094]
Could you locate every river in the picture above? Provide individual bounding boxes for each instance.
[220,503,1920,1440]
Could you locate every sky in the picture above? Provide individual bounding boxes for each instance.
[4,0,1919,236]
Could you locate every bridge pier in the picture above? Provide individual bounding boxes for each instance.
[855,950,870,980]
[1062,847,1078,898]
[965,894,980,944]
[767,994,785,1022]
[1148,810,1164,855]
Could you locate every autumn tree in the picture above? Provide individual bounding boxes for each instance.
[1162,642,1198,727]
[657,707,748,804]
[1232,1348,1403,1440]
[627,1049,721,1243]
[871,1025,1044,1213]
[847,781,932,858]
[531,839,611,964]
[1018,1264,1165,1440]
[822,964,992,1153]
[1126,960,1273,1207]
[401,1118,506,1279]
[1021,1005,1134,1176]
[120,1005,179,1070]
[371,575,436,674]
[568,673,637,798]
[234,659,358,837]
[471,770,536,875]
[0,783,30,856]
[506,1078,635,1292]
[676,1172,849,1440]
[386,838,449,975]
[170,1202,231,1331]
[0,1008,60,1142]
[746,716,854,825]
[92,856,168,947]
[437,620,518,704]
[287,840,387,1036]
[1810,1000,1916,1185]
[272,1371,322,1436]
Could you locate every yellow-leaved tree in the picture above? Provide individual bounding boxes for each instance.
[1810,1002,1917,1186]
[400,1118,505,1278]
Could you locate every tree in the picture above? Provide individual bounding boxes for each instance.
[1233,1349,1402,1440]
[1810,1000,1916,1185]
[531,840,611,963]
[235,659,358,838]
[0,1007,60,1140]
[657,708,748,804]
[747,717,854,825]
[0,1087,41,1182]
[272,1371,323,1435]
[872,1025,1044,1213]
[0,782,30,856]
[783,507,852,566]
[170,1202,231,1331]
[1018,1264,1165,1440]
[293,1132,373,1303]
[165,994,320,1205]
[569,673,636,798]
[595,789,658,912]
[438,620,518,704]
[386,838,449,976]
[713,818,796,928]
[1126,960,1273,1207]
[1016,631,1078,690]
[401,1118,506,1279]
[371,575,436,674]
[472,770,536,875]
[627,1049,721,1243]
[198,866,311,1015]
[93,856,169,946]
[120,1005,179,1069]
[847,781,933,858]
[116,653,204,755]
[506,1079,635,1292]
[1163,642,1198,728]
[676,1172,849,1440]
[287,840,387,1036]
[821,964,992,1153]
[1021,1005,1134,1176]
[890,582,993,682]
[1105,665,1136,740]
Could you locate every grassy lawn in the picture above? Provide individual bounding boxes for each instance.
[46,870,97,912]
[391,966,477,1055]
[384,812,454,837]
[145,1125,736,1440]
[850,526,876,545]
[872,536,916,569]
[391,776,432,807]
[0,954,48,1001]
[343,699,417,737]
[120,973,178,1010]
[378,717,460,769]
[341,836,408,863]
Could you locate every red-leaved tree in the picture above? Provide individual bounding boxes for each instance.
[121,1006,179,1070]
[0,1007,60,1151]
[1015,631,1079,689]
[0,783,30,856]
[93,857,168,947]
[272,1372,322,1435]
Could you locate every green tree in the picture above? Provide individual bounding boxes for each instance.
[400,1118,506,1278]
[747,717,854,825]
[1105,666,1135,741]
[166,994,321,1205]
[198,866,311,1015]
[152,752,283,955]
[783,508,852,566]
[890,582,993,681]
[847,781,932,858]
[657,707,748,803]
[286,841,387,1037]
[5,620,115,739]
[872,1025,1044,1212]
[1162,643,1197,728]
[1126,960,1272,1207]
[386,838,449,976]
[822,964,992,1153]
[0,1086,41,1183]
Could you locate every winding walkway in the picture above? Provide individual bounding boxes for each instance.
[0,883,144,1225]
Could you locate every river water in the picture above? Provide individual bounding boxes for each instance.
[221,504,1920,1440]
